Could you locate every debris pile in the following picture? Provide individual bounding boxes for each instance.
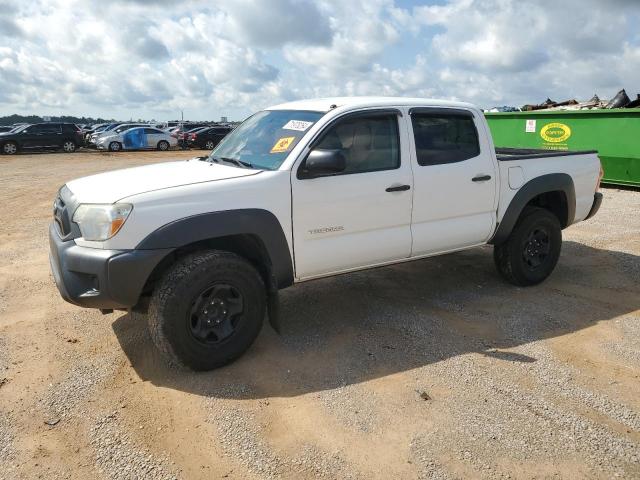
[486,89,640,112]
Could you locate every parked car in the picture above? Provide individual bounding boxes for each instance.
[169,123,212,137]
[95,127,177,151]
[82,123,108,136]
[88,123,149,145]
[1,122,84,154]
[86,123,120,143]
[0,125,16,133]
[49,97,603,370]
[188,125,233,150]
[177,126,206,141]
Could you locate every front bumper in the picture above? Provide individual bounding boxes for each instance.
[49,223,172,309]
[585,192,603,220]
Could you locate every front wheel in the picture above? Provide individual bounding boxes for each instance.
[108,141,122,152]
[2,141,18,155]
[157,140,170,151]
[493,207,562,286]
[147,251,266,371]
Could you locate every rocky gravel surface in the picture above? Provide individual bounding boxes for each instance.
[90,413,177,480]
[0,152,638,479]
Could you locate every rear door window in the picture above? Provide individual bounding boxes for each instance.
[411,112,480,166]
[31,124,62,134]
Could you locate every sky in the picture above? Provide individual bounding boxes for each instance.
[0,0,639,121]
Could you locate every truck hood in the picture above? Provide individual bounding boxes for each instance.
[66,159,262,203]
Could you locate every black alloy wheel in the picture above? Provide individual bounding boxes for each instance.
[188,283,244,344]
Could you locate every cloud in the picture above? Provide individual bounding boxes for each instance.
[0,0,638,119]
[223,0,333,48]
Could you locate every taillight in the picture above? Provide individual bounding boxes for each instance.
[191,134,197,140]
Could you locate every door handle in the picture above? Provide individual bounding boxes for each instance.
[472,175,492,182]
[386,184,411,192]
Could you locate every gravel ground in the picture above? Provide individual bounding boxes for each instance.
[0,151,638,479]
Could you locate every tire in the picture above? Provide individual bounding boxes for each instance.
[157,140,170,151]
[62,140,76,153]
[147,250,266,371]
[493,207,562,286]
[205,140,216,150]
[108,141,121,152]
[2,141,18,155]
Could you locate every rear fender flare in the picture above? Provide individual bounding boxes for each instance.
[490,173,575,245]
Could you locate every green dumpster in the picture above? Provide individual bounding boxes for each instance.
[485,109,640,187]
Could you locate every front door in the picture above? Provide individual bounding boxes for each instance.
[291,110,414,280]
[408,108,498,256]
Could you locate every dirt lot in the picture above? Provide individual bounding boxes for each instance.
[0,150,639,480]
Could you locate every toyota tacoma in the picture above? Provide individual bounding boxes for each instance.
[49,97,604,370]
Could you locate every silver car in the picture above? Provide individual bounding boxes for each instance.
[90,123,149,145]
[96,127,178,152]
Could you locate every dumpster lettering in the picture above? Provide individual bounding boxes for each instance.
[540,123,572,143]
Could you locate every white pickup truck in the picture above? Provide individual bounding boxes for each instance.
[49,97,603,370]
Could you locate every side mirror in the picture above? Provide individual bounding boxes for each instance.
[299,149,346,179]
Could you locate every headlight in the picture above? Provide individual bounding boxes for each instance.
[72,203,132,241]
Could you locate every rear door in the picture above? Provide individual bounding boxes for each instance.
[409,108,498,256]
[201,128,227,148]
[212,127,230,145]
[22,124,62,148]
[291,110,414,279]
[144,128,163,148]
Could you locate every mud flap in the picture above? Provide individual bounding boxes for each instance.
[266,275,281,334]
[267,290,280,333]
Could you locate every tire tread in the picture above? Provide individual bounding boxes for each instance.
[147,250,265,370]
[493,206,561,287]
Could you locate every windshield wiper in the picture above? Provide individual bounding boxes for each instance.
[209,156,255,169]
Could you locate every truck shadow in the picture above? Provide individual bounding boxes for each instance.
[112,241,639,399]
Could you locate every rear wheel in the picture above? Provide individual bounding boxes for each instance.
[62,140,76,153]
[2,141,17,155]
[147,251,266,371]
[157,140,170,151]
[493,207,562,286]
[108,141,121,152]
[205,140,216,150]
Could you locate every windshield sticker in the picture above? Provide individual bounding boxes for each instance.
[270,137,295,153]
[282,120,314,132]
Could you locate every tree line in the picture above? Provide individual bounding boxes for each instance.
[0,114,116,126]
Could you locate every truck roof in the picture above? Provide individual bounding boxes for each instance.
[268,96,476,113]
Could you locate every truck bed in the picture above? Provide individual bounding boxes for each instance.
[496,147,598,161]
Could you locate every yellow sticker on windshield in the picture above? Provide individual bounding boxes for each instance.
[270,137,295,153]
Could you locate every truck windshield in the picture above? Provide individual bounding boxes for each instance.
[208,110,324,170]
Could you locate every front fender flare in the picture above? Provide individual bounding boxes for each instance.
[136,209,294,288]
